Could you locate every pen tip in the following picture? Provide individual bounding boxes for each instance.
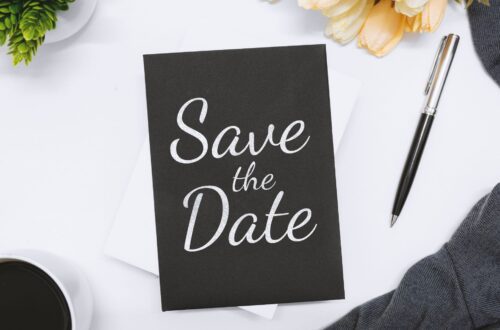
[390,215,398,228]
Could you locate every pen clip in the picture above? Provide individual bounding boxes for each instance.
[425,36,447,95]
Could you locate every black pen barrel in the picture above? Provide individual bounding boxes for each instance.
[392,113,435,217]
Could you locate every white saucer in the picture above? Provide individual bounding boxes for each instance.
[45,0,98,44]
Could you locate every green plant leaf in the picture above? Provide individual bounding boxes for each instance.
[9,3,21,14]
[19,0,57,41]
[7,27,44,65]
[0,30,6,46]
[0,1,79,65]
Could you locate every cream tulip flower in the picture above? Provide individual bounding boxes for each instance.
[395,0,429,17]
[297,0,455,56]
[406,0,447,32]
[322,0,361,17]
[420,0,447,32]
[298,0,341,10]
[325,0,374,44]
[405,14,421,32]
[358,0,407,57]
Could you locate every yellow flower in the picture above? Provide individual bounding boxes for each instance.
[358,0,406,57]
[395,0,429,17]
[322,0,362,17]
[298,0,341,10]
[405,14,421,32]
[422,0,447,31]
[297,0,450,56]
[324,0,375,44]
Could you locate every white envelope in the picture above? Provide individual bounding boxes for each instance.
[105,20,361,319]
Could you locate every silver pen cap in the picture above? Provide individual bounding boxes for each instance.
[423,34,460,115]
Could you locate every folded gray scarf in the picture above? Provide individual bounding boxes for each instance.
[326,183,500,329]
[468,0,500,86]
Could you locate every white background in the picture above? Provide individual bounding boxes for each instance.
[0,0,499,329]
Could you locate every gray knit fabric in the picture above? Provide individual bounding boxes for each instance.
[326,183,500,329]
[468,0,500,87]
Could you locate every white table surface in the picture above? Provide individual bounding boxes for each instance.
[1,0,499,329]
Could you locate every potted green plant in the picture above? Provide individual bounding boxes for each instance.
[0,0,75,65]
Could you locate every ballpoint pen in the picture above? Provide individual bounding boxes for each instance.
[391,34,460,227]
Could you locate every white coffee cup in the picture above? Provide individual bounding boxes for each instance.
[0,250,93,330]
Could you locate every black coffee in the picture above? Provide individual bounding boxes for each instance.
[0,261,71,330]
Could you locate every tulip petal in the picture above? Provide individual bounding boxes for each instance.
[405,14,422,32]
[322,0,361,18]
[327,0,365,24]
[298,0,341,10]
[420,0,447,32]
[400,0,429,9]
[395,0,425,16]
[325,0,374,44]
[358,0,406,57]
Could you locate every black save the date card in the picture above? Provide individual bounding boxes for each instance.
[144,45,344,311]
